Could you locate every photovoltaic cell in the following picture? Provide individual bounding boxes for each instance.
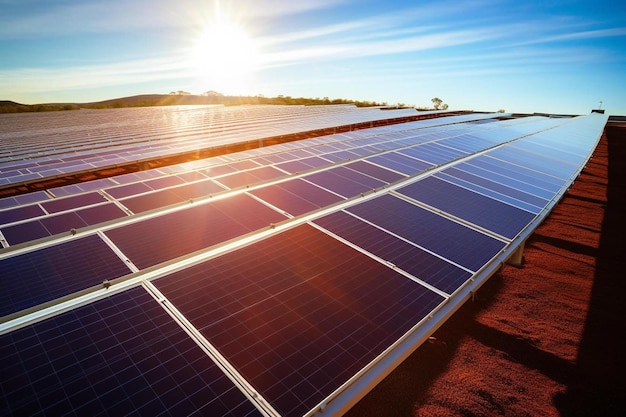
[105,194,286,269]
[366,152,433,175]
[0,234,131,317]
[466,155,564,193]
[487,146,576,179]
[450,162,555,200]
[304,166,385,198]
[346,194,506,271]
[105,182,152,199]
[155,224,444,416]
[0,287,262,416]
[441,165,550,208]
[0,204,45,224]
[435,172,544,214]
[397,176,536,239]
[40,211,88,235]
[120,189,185,213]
[251,179,343,216]
[398,143,467,165]
[314,211,472,294]
[170,179,225,200]
[75,202,127,225]
[344,160,406,183]
[1,220,49,245]
[41,192,107,214]
[216,166,286,189]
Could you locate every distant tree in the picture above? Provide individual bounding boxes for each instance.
[432,97,448,110]
[497,109,506,113]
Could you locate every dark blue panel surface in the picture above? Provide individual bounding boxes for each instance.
[274,159,313,174]
[0,287,261,417]
[305,166,385,198]
[76,203,127,225]
[452,162,555,200]
[441,166,549,208]
[155,225,443,416]
[398,176,536,239]
[437,135,494,153]
[120,189,184,213]
[1,220,50,245]
[41,192,107,214]
[399,143,467,165]
[435,172,543,214]
[467,155,564,192]
[346,194,506,271]
[105,182,152,199]
[366,152,433,175]
[315,211,472,294]
[0,235,130,317]
[251,179,343,216]
[106,194,286,269]
[41,212,88,235]
[488,146,576,179]
[344,160,406,183]
[0,204,45,225]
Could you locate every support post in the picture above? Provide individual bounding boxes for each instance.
[507,239,526,268]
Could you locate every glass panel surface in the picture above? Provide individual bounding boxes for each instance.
[41,192,107,214]
[251,179,343,216]
[398,176,536,239]
[106,194,286,269]
[346,194,506,271]
[0,287,261,416]
[315,211,472,294]
[2,221,50,245]
[366,153,433,175]
[441,166,550,208]
[0,204,45,224]
[155,225,444,416]
[344,160,406,183]
[0,235,130,317]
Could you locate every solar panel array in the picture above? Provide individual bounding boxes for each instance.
[0,104,427,189]
[0,105,608,416]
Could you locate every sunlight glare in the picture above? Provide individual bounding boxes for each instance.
[191,18,261,94]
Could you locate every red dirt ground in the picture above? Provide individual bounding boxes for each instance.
[346,123,626,417]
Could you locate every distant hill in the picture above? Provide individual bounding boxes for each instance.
[0,94,389,113]
[0,100,79,113]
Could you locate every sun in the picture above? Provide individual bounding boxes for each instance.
[190,18,261,94]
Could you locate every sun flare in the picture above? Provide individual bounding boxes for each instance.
[191,18,261,94]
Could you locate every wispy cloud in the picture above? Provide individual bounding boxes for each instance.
[0,55,189,96]
[512,27,626,46]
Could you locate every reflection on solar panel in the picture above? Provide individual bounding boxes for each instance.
[0,105,608,416]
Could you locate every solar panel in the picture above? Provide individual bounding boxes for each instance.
[0,107,608,416]
[0,286,263,416]
[154,224,445,416]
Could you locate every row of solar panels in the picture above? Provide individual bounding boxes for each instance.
[0,110,607,416]
[0,112,507,246]
[0,105,427,187]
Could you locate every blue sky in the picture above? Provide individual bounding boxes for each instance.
[1,0,625,114]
